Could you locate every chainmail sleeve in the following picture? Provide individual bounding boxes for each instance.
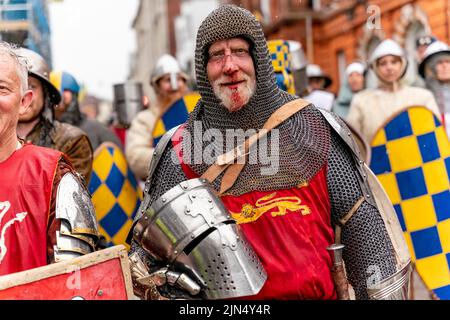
[327,130,397,300]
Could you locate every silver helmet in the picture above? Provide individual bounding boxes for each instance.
[418,40,450,78]
[113,81,145,128]
[306,64,332,88]
[133,178,267,299]
[150,54,188,91]
[369,39,408,79]
[15,47,61,105]
[288,40,309,96]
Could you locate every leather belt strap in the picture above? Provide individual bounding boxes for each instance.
[334,196,365,244]
[200,98,311,194]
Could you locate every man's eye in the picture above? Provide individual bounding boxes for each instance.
[232,48,249,57]
[209,52,224,61]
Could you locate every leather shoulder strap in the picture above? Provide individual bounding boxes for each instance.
[201,98,311,194]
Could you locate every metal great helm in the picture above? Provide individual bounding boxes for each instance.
[150,54,188,90]
[133,178,267,299]
[15,47,61,105]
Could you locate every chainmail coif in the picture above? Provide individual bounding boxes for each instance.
[183,4,331,196]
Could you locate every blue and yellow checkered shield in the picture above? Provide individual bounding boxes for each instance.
[267,40,295,95]
[370,106,450,299]
[152,92,201,146]
[88,142,143,250]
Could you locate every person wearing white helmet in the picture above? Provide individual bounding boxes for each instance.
[126,54,190,180]
[303,64,335,111]
[333,62,366,118]
[347,39,439,142]
[418,40,450,137]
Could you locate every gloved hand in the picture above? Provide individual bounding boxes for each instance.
[129,252,201,300]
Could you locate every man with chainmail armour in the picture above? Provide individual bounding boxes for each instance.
[128,5,411,300]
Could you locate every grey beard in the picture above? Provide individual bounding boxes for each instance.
[212,78,256,113]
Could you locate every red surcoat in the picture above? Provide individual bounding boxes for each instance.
[0,144,61,276]
[172,127,337,299]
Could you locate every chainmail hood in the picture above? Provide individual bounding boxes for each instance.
[191,4,290,131]
[183,4,331,195]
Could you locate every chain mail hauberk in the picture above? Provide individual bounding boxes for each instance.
[130,4,398,299]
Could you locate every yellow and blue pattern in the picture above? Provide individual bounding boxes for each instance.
[152,92,200,146]
[267,40,295,95]
[88,142,143,251]
[370,106,450,299]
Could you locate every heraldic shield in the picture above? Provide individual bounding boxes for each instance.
[369,106,450,299]
[0,246,133,299]
[88,142,142,250]
[267,39,296,95]
[152,92,201,146]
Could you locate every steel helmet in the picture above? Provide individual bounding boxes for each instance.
[150,54,188,88]
[15,47,61,105]
[418,40,450,78]
[306,64,332,88]
[416,35,437,48]
[369,39,407,79]
[345,62,366,76]
[369,39,405,64]
[50,71,81,95]
[287,40,308,70]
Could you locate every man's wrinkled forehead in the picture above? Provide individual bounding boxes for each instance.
[208,37,251,53]
[0,55,19,83]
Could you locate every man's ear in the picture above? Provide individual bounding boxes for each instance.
[18,90,34,116]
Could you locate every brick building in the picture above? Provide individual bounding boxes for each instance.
[224,0,450,93]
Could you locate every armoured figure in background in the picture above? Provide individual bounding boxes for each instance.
[15,48,94,184]
[333,62,366,118]
[347,39,440,143]
[125,54,195,181]
[418,40,450,138]
[50,71,122,151]
[129,5,411,300]
[0,42,99,276]
[303,64,335,111]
